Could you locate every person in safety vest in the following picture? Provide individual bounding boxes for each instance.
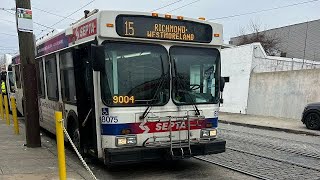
[1,73,7,95]
[1,81,6,94]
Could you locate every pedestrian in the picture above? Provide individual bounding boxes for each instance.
[1,73,7,95]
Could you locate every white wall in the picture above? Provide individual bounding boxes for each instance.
[220,44,254,113]
[220,42,320,115]
[247,69,320,119]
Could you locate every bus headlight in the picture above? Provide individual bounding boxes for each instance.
[201,129,217,138]
[116,135,137,146]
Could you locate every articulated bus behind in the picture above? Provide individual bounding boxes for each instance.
[21,10,226,165]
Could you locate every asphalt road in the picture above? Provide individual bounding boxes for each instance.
[41,122,320,180]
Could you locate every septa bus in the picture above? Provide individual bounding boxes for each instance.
[13,10,226,165]
[1,54,15,112]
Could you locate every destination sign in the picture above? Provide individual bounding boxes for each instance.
[116,15,213,43]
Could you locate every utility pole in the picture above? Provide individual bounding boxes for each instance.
[15,0,41,147]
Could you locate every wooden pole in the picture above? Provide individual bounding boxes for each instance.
[15,0,41,147]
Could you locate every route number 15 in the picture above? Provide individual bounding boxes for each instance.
[125,21,135,36]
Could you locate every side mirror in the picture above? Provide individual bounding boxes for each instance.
[91,44,105,71]
[219,77,225,105]
[219,77,225,92]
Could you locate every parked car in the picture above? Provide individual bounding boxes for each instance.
[302,103,320,130]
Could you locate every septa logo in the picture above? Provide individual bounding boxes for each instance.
[73,19,97,41]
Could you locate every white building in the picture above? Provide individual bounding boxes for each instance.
[220,43,320,115]
[0,54,12,71]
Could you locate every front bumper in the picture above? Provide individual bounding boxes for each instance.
[104,138,226,165]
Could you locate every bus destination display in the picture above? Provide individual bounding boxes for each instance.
[116,15,213,43]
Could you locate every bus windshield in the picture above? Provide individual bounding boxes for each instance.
[171,46,220,105]
[101,42,170,106]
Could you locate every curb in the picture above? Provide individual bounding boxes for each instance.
[219,120,320,136]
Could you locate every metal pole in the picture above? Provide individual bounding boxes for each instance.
[0,94,3,120]
[15,0,41,147]
[11,97,19,134]
[55,111,67,180]
[4,95,9,125]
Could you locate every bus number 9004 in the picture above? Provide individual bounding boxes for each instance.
[113,96,135,104]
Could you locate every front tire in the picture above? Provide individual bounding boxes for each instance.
[68,120,83,155]
[305,112,320,130]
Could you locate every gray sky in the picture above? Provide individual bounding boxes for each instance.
[1,0,319,56]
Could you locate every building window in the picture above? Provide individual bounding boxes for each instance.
[37,60,45,97]
[45,55,58,100]
[14,65,21,88]
[60,51,76,103]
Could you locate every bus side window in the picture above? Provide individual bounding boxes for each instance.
[15,65,22,89]
[37,60,45,98]
[59,51,76,104]
[45,55,59,101]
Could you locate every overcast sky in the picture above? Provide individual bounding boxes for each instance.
[0,0,319,56]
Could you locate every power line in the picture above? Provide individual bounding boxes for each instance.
[0,32,18,37]
[0,45,17,49]
[37,0,96,36]
[0,47,18,50]
[33,7,76,20]
[0,18,15,23]
[1,8,15,15]
[33,21,54,29]
[151,0,184,12]
[208,0,320,20]
[1,8,51,31]
[166,0,201,13]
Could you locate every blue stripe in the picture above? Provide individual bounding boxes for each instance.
[101,117,219,135]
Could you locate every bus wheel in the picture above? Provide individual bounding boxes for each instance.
[68,119,83,155]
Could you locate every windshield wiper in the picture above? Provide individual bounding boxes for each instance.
[139,55,166,120]
[173,60,201,116]
[139,73,167,120]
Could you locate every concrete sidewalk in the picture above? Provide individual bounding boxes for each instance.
[0,118,93,180]
[219,112,320,136]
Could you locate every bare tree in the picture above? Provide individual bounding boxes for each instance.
[237,21,281,56]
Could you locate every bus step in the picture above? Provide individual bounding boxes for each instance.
[171,147,192,159]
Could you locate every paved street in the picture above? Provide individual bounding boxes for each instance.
[40,122,320,180]
[202,123,320,180]
[41,132,255,180]
[3,119,320,180]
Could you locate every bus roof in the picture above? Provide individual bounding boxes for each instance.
[33,10,223,58]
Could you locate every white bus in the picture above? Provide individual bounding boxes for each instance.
[1,54,15,112]
[11,55,24,116]
[15,10,226,165]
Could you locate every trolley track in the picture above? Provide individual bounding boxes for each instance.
[194,126,320,180]
[219,128,320,159]
[219,127,320,146]
[195,147,320,180]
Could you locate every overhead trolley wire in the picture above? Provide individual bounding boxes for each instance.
[0,8,53,31]
[0,18,15,23]
[0,32,18,37]
[37,0,96,36]
[166,0,201,13]
[151,0,184,12]
[33,7,77,20]
[208,0,320,20]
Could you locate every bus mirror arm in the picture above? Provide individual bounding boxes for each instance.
[219,77,225,92]
[219,77,225,104]
[91,44,105,71]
